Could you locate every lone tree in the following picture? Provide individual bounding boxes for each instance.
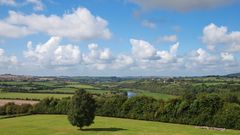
[68,89,96,130]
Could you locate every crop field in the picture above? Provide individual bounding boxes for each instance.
[0,115,239,135]
[0,99,39,106]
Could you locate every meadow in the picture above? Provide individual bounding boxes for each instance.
[0,115,239,135]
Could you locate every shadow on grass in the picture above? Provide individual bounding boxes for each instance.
[80,127,127,132]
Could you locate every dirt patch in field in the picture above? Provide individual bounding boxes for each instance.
[0,99,39,106]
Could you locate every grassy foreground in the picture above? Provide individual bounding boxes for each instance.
[0,115,239,135]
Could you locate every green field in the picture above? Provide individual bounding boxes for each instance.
[66,84,95,89]
[0,115,239,135]
[120,88,176,100]
[38,88,78,93]
[0,92,71,100]
[32,81,59,87]
[0,82,29,85]
[0,90,109,100]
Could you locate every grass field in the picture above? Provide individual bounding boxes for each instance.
[38,88,78,93]
[0,115,239,135]
[0,82,29,85]
[0,92,71,100]
[66,84,95,89]
[0,87,176,100]
[32,81,59,87]
[120,88,176,100]
[0,90,109,100]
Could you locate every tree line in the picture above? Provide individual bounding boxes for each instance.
[0,90,240,130]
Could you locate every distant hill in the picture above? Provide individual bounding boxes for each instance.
[0,74,32,81]
[0,74,56,81]
[226,72,240,77]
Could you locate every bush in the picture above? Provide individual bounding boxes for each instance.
[121,96,158,120]
[0,103,33,115]
[214,103,240,129]
[96,94,127,117]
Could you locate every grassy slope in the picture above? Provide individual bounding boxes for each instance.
[0,115,239,135]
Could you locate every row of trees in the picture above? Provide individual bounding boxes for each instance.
[0,83,59,93]
[95,93,240,129]
[0,103,33,115]
[118,80,240,96]
[1,90,240,129]
[30,91,240,129]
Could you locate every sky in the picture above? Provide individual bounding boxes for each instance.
[0,0,240,76]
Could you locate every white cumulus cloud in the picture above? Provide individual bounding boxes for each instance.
[0,0,16,6]
[0,7,111,40]
[0,0,44,11]
[130,38,182,70]
[189,48,218,65]
[0,21,34,38]
[130,38,180,63]
[82,44,113,70]
[130,39,157,59]
[0,48,18,68]
[112,55,134,69]
[24,36,81,67]
[53,45,81,66]
[221,52,235,62]
[202,23,240,52]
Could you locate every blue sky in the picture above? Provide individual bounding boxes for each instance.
[0,0,240,76]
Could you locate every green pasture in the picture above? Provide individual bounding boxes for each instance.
[0,115,239,135]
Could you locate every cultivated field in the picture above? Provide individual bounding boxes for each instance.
[0,99,39,106]
[0,115,239,135]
